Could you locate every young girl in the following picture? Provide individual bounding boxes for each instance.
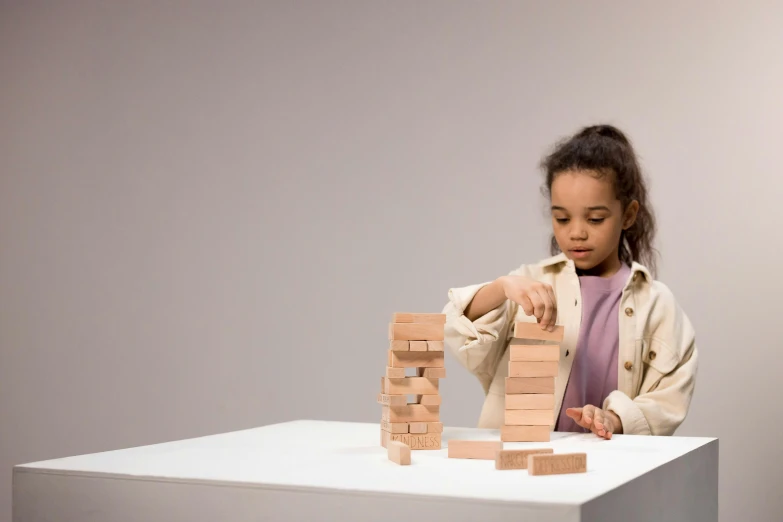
[442,124,697,438]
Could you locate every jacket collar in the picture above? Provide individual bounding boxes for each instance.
[536,251,652,283]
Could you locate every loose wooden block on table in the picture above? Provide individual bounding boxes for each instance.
[387,440,411,465]
[388,323,445,341]
[409,341,428,351]
[509,344,560,362]
[392,313,446,324]
[505,409,554,426]
[505,377,555,394]
[527,452,587,475]
[389,351,445,368]
[500,425,551,442]
[495,448,554,470]
[418,367,446,378]
[447,440,504,460]
[513,322,564,341]
[505,393,556,410]
[382,430,442,450]
[381,404,440,423]
[508,361,559,378]
[383,376,439,395]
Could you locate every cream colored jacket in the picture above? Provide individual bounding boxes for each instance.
[442,252,698,436]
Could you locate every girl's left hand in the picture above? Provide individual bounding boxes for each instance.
[565,405,623,439]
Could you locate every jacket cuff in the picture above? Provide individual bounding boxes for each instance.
[603,390,651,436]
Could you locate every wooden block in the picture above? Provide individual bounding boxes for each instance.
[410,341,428,351]
[500,425,551,442]
[505,409,554,426]
[388,440,411,465]
[508,361,559,378]
[377,393,407,406]
[505,393,555,410]
[390,351,445,368]
[495,448,554,470]
[382,404,440,422]
[389,432,442,450]
[447,440,504,460]
[514,322,564,341]
[509,344,560,362]
[408,422,427,434]
[416,394,441,406]
[505,377,555,394]
[384,377,439,395]
[390,340,410,351]
[417,367,446,378]
[427,341,444,351]
[386,366,406,378]
[389,322,444,341]
[381,427,388,447]
[528,453,587,475]
[381,420,409,433]
[393,313,446,324]
[426,422,443,433]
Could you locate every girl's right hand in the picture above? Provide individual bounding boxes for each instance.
[499,275,558,331]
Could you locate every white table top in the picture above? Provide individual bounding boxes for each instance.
[16,419,717,506]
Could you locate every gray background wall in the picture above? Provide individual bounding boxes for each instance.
[1,1,781,521]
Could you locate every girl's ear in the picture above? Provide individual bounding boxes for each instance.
[623,200,639,230]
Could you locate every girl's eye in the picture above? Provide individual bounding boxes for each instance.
[589,218,605,224]
[555,218,569,224]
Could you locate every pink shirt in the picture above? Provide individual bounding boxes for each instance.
[555,262,631,432]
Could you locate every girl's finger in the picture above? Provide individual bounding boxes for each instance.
[593,408,606,436]
[537,288,555,329]
[582,405,596,428]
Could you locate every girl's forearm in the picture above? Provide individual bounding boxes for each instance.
[464,277,508,322]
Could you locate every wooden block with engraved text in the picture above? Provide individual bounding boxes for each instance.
[501,425,551,442]
[505,409,555,426]
[509,344,560,361]
[393,313,446,324]
[381,420,409,433]
[505,393,556,410]
[447,440,504,460]
[389,323,445,341]
[528,452,587,475]
[495,448,554,470]
[390,351,445,368]
[389,431,442,450]
[505,377,555,394]
[387,440,411,465]
[513,322,564,342]
[508,361,559,378]
[377,393,407,406]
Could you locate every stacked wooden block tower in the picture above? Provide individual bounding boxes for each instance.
[501,321,564,443]
[379,313,446,451]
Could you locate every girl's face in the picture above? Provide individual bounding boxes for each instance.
[550,170,638,277]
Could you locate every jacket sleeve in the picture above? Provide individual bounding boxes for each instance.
[441,272,521,394]
[603,285,699,436]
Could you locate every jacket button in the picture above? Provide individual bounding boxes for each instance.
[649,351,657,360]
[624,361,633,371]
[625,307,634,317]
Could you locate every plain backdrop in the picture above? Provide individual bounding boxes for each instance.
[1,1,782,521]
